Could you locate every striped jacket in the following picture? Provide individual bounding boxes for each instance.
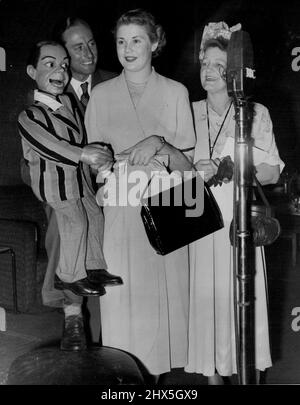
[18,93,93,203]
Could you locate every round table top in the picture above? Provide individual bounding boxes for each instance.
[7,346,144,385]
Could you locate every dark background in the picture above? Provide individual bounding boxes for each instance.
[1,0,300,185]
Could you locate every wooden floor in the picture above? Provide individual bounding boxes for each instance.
[0,236,299,386]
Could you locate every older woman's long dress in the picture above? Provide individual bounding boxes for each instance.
[185,100,284,377]
[85,69,195,375]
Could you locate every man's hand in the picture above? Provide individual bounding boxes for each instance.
[80,144,113,167]
[115,135,164,166]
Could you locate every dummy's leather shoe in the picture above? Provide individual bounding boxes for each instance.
[60,315,86,351]
[54,275,106,296]
[87,269,123,286]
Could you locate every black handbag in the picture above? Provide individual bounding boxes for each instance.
[141,173,224,255]
[230,176,281,247]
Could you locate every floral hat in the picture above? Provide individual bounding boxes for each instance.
[199,21,242,60]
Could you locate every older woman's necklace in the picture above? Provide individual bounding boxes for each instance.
[206,100,232,158]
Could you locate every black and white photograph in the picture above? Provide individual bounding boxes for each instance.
[0,0,300,391]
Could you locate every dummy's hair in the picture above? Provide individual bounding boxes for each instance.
[26,40,65,67]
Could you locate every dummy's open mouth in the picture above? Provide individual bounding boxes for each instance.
[49,79,64,87]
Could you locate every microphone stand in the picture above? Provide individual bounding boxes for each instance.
[231,84,256,385]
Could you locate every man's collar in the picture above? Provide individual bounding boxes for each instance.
[70,75,92,97]
[34,90,63,111]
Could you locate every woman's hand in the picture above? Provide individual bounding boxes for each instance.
[194,159,218,182]
[115,135,164,166]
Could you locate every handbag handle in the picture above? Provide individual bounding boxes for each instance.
[140,160,171,202]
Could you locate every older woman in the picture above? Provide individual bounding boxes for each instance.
[184,22,284,384]
[85,9,195,379]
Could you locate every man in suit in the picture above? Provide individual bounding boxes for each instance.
[41,17,122,347]
[56,17,116,118]
[18,40,114,351]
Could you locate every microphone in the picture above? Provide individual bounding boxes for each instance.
[226,30,256,98]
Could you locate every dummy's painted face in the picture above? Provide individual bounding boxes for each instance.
[116,23,158,74]
[27,44,69,96]
[200,46,227,94]
[62,23,98,81]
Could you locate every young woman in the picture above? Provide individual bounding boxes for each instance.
[85,9,195,379]
[184,22,284,384]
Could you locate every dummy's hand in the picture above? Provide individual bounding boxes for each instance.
[80,144,113,167]
[194,159,218,182]
[90,161,114,173]
[115,135,164,166]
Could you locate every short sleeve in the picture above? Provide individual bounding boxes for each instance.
[172,86,196,160]
[251,103,285,172]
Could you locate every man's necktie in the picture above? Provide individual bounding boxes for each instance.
[80,82,90,110]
